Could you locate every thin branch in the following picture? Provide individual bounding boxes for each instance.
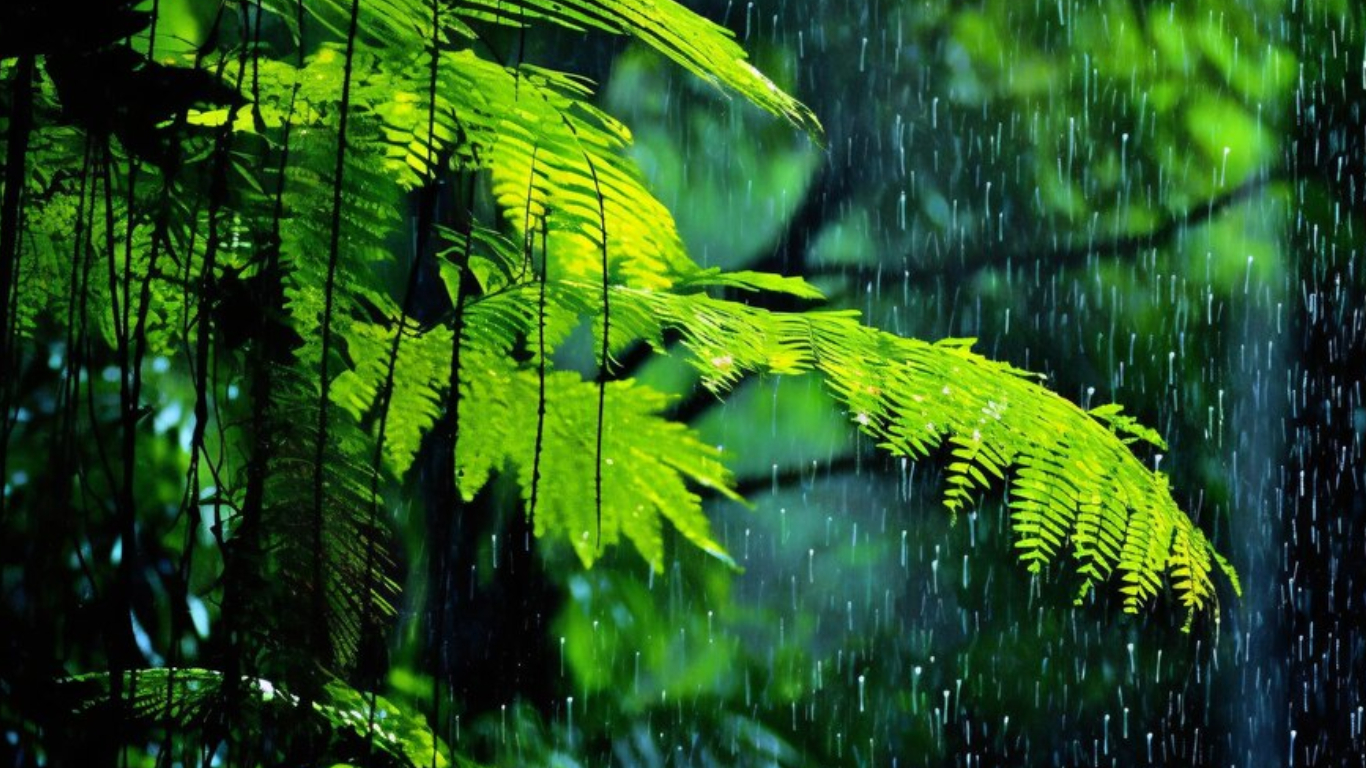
[529,214,549,524]
[581,151,610,548]
[810,171,1282,285]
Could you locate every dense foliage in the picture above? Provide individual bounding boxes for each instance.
[0,0,1256,765]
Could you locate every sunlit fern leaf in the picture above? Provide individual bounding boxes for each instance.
[188,49,416,386]
[259,0,819,137]
[275,124,406,370]
[456,287,542,358]
[457,350,739,570]
[355,46,721,289]
[258,0,477,58]
[806,317,1238,626]
[673,267,827,300]
[330,318,452,479]
[434,224,525,296]
[442,225,622,368]
[440,54,702,289]
[221,47,454,192]
[1088,402,1168,448]
[1069,489,1114,597]
[943,432,1006,519]
[207,40,711,297]
[481,279,1238,624]
[279,138,404,282]
[448,0,822,136]
[212,43,700,297]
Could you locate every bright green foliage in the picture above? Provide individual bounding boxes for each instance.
[317,679,470,768]
[332,320,453,478]
[458,349,740,569]
[2,0,1239,761]
[441,231,1241,616]
[283,0,821,135]
[542,282,1239,621]
[450,0,823,133]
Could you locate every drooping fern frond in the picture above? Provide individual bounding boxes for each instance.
[8,15,1242,768]
[435,51,702,288]
[675,297,1241,625]
[803,320,1241,625]
[6,0,1237,634]
[451,0,821,135]
[457,277,1239,625]
[401,206,1241,623]
[275,0,819,137]
[316,678,475,768]
[208,22,788,292]
[259,0,473,54]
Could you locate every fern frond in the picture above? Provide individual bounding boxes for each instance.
[317,679,469,768]
[63,0,1232,631]
[673,267,827,300]
[61,668,228,727]
[448,0,821,136]
[442,53,699,289]
[330,319,452,479]
[806,313,1236,624]
[258,0,475,58]
[470,278,1238,622]
[199,21,790,316]
[457,350,738,570]
[262,375,399,671]
[61,669,464,768]
[216,46,695,293]
[267,0,819,136]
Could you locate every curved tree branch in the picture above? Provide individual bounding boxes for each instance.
[810,171,1283,286]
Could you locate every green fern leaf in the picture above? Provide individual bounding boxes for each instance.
[501,280,1241,624]
[457,350,738,570]
[262,375,399,671]
[61,669,465,768]
[330,319,452,478]
[448,0,821,136]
